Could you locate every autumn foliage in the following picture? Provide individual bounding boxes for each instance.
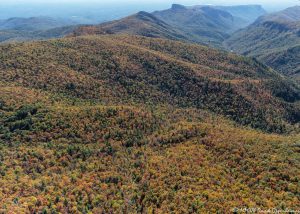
[0,35,299,213]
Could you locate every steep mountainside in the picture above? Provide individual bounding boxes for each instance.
[152,4,246,47]
[0,35,299,213]
[71,11,188,41]
[225,6,300,80]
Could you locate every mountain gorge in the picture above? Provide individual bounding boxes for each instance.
[225,6,300,81]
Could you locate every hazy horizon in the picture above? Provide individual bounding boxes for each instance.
[1,0,298,7]
[0,0,298,22]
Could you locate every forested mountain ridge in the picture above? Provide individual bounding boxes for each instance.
[225,6,300,81]
[0,35,299,212]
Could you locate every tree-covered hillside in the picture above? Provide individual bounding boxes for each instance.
[0,35,299,213]
[1,35,299,132]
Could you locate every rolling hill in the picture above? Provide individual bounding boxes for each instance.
[225,6,300,80]
[0,35,299,212]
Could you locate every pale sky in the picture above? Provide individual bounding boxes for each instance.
[0,0,298,5]
[0,0,298,20]
[0,0,298,10]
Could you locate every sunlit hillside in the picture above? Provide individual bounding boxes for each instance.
[0,35,299,213]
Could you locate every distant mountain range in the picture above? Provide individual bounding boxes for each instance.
[225,6,300,80]
[0,4,267,47]
[0,16,77,31]
[72,4,266,48]
[0,17,78,43]
[0,26,78,43]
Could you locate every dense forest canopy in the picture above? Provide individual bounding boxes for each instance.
[0,34,299,212]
